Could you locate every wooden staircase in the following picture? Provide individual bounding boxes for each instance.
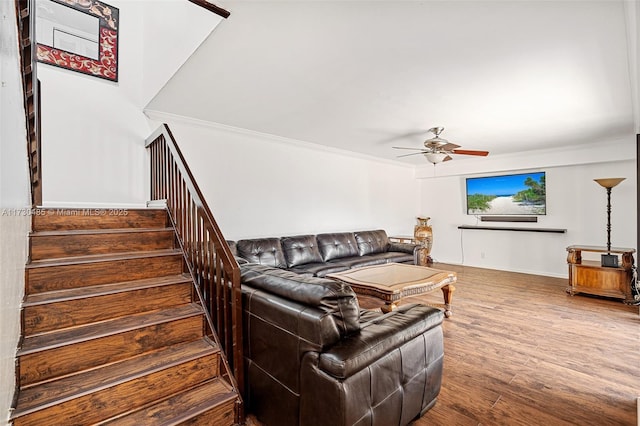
[10,208,241,425]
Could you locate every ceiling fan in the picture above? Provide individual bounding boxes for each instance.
[393,127,489,164]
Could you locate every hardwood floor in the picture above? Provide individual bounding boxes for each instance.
[396,264,640,426]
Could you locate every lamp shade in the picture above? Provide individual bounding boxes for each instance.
[594,178,625,188]
[424,152,448,164]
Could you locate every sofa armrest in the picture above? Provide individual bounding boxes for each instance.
[318,304,442,379]
[388,241,420,254]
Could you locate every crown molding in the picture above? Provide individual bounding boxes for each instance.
[144,110,415,169]
[414,137,636,179]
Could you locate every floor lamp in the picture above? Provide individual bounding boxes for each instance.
[594,177,625,266]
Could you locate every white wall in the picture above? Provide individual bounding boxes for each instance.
[39,0,220,208]
[420,159,637,277]
[624,0,639,133]
[158,115,420,240]
[0,2,31,422]
[142,0,223,106]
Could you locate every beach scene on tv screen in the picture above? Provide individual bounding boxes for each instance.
[466,172,546,215]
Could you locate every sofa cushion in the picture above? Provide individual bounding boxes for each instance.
[316,232,360,262]
[289,262,350,278]
[281,235,323,268]
[327,256,387,269]
[237,238,287,269]
[240,264,361,337]
[354,230,390,256]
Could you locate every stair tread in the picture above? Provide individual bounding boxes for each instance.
[24,274,192,306]
[27,248,182,269]
[13,339,220,417]
[100,378,237,426]
[30,227,174,237]
[19,304,203,355]
[32,208,168,231]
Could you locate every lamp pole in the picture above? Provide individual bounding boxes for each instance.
[594,178,626,255]
[604,186,612,253]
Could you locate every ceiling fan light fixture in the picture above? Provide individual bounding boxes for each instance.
[424,152,448,164]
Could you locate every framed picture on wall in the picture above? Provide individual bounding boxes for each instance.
[36,0,119,82]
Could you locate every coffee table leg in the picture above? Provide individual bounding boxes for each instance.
[381,302,398,313]
[441,284,455,318]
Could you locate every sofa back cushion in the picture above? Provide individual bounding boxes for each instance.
[354,230,390,256]
[281,234,323,268]
[316,232,360,262]
[236,238,287,269]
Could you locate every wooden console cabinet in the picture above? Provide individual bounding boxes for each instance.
[566,245,635,303]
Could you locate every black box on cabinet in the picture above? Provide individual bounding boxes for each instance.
[601,254,618,268]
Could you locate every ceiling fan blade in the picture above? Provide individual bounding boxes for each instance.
[392,146,427,151]
[377,130,431,145]
[439,142,461,151]
[397,151,427,158]
[451,149,489,156]
[443,155,453,162]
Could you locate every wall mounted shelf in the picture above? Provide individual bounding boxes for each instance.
[458,225,567,234]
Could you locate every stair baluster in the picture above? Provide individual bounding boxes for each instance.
[145,124,244,412]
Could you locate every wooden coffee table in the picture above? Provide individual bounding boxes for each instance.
[327,263,457,317]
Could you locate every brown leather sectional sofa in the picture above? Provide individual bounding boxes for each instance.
[229,230,445,425]
[232,230,419,277]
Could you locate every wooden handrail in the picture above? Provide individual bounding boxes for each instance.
[14,0,41,206]
[146,124,244,417]
[187,0,230,18]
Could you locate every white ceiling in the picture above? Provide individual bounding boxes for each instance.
[146,0,638,165]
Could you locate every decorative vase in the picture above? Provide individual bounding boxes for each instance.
[414,217,433,265]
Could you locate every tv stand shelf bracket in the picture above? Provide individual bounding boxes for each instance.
[565,245,636,303]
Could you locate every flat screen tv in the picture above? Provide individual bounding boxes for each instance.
[466,171,546,215]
